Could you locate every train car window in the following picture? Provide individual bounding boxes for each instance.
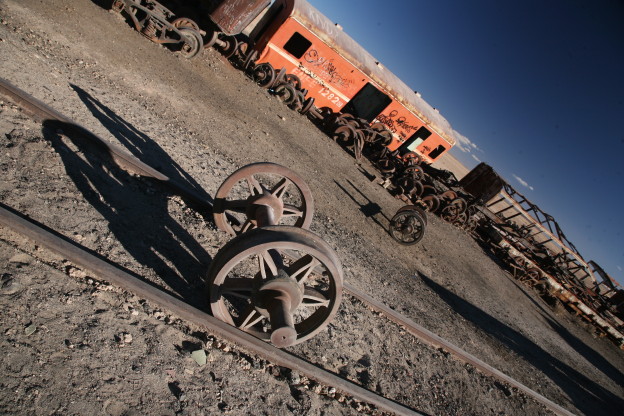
[283,32,312,59]
[399,127,432,154]
[343,83,392,122]
[428,145,446,159]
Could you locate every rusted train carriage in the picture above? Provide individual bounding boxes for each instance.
[134,0,457,164]
[243,0,456,164]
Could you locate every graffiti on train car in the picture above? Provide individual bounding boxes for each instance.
[303,49,352,88]
[376,110,421,138]
[294,63,346,108]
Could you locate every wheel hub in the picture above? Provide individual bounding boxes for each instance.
[253,274,304,317]
[252,272,304,347]
[246,192,284,227]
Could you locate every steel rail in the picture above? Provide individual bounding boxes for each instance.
[0,203,422,416]
[343,283,575,416]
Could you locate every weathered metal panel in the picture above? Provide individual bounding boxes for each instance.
[458,162,505,202]
[210,0,271,35]
[288,0,456,147]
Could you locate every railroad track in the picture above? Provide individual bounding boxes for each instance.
[0,78,574,416]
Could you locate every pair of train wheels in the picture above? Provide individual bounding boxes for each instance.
[208,163,343,347]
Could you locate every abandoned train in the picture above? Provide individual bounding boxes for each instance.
[112,0,457,165]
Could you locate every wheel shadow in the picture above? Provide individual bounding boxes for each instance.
[333,179,389,232]
[40,86,214,308]
[418,273,624,416]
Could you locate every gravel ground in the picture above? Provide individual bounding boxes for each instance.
[1,1,623,415]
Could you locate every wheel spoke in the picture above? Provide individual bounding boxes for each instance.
[240,219,255,233]
[258,250,279,279]
[221,278,254,300]
[282,204,304,218]
[236,305,264,330]
[288,254,320,284]
[245,174,263,196]
[301,287,330,307]
[270,178,289,199]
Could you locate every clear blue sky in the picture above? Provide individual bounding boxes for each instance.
[308,0,624,285]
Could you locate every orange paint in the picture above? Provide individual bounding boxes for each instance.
[256,15,452,163]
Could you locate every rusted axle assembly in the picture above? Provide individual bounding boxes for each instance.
[112,0,204,58]
[209,163,342,347]
[388,205,427,245]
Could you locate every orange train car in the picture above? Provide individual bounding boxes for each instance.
[245,0,457,164]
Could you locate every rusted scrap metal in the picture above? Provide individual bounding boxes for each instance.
[209,0,272,35]
[209,163,342,347]
[458,162,506,204]
[208,225,342,347]
[445,161,624,343]
[589,261,624,322]
[0,203,417,416]
[374,154,624,346]
[389,205,427,245]
[112,0,203,58]
[498,240,624,346]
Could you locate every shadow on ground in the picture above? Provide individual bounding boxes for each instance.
[419,273,624,416]
[334,179,389,232]
[40,86,213,308]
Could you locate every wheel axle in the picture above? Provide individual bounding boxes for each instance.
[208,164,342,347]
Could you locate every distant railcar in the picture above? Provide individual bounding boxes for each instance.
[245,0,456,164]
[114,0,457,164]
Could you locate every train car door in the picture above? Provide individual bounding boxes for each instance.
[343,83,391,122]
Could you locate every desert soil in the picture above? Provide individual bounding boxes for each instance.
[0,1,623,415]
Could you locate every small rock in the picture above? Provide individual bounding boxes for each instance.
[191,349,207,366]
[0,274,22,295]
[288,371,301,385]
[67,266,87,279]
[9,253,31,266]
[24,324,37,336]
